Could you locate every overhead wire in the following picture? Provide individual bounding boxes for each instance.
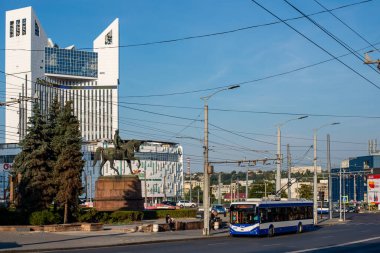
[0,0,372,52]
[251,0,380,91]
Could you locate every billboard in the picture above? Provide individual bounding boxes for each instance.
[368,174,380,204]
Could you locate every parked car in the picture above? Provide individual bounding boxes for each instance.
[211,204,227,217]
[161,201,177,207]
[176,200,197,208]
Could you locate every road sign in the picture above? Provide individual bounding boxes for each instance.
[342,195,349,203]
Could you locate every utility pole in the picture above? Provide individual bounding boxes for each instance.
[218,173,221,204]
[287,144,292,199]
[246,169,249,201]
[144,169,148,207]
[203,99,210,236]
[276,126,282,196]
[354,174,357,203]
[237,177,240,201]
[327,134,332,220]
[313,129,318,225]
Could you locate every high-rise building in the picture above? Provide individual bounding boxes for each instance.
[5,6,119,142]
[2,6,184,204]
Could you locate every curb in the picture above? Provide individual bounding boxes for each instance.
[0,230,229,253]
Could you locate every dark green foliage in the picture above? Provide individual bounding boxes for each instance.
[0,207,28,225]
[110,211,144,223]
[12,102,55,212]
[297,184,313,199]
[77,208,99,223]
[29,210,61,225]
[53,101,85,223]
[143,209,197,220]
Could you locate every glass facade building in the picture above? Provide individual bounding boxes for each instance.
[45,47,98,78]
[332,155,380,202]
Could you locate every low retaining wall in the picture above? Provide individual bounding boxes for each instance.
[0,223,103,232]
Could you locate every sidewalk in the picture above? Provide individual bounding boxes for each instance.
[317,217,350,226]
[0,220,229,253]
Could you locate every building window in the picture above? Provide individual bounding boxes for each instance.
[16,20,20,36]
[10,21,14,37]
[22,18,26,35]
[35,20,39,36]
[105,30,112,45]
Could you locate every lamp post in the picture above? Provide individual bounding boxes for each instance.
[313,122,340,225]
[201,85,240,236]
[246,169,251,201]
[276,116,308,196]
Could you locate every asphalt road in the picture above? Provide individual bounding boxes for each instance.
[51,213,380,253]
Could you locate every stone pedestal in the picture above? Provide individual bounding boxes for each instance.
[94,175,144,211]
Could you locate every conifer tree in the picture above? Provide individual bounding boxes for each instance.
[47,95,61,208]
[12,102,55,212]
[53,101,84,223]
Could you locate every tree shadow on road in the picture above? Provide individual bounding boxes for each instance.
[0,242,22,250]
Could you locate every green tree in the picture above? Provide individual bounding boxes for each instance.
[184,186,203,203]
[297,184,313,200]
[47,96,61,209]
[13,102,55,212]
[53,101,84,223]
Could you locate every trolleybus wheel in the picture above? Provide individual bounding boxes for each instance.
[297,223,303,233]
[268,225,274,237]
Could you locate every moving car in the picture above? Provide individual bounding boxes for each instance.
[211,204,227,217]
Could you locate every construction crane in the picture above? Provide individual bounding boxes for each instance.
[364,50,380,70]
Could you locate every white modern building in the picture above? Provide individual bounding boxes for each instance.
[1,6,184,204]
[5,6,118,142]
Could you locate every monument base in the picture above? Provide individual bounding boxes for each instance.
[94,175,144,211]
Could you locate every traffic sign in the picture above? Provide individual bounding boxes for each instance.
[342,195,349,203]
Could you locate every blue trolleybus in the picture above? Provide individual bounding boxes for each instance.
[229,199,314,236]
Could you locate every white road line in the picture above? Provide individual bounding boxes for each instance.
[286,236,380,253]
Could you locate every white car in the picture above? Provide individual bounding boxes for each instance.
[176,200,197,208]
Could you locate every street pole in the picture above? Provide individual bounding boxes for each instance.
[246,169,249,201]
[327,134,332,220]
[313,129,318,225]
[218,173,221,204]
[201,85,240,236]
[144,169,148,207]
[276,126,281,196]
[203,101,210,236]
[339,166,343,221]
[343,171,346,221]
[265,182,267,198]
[354,174,357,203]
[287,144,291,200]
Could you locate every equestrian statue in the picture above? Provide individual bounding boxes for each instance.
[93,129,144,176]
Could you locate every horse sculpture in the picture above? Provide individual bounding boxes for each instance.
[92,140,143,176]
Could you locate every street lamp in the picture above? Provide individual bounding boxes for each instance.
[201,85,240,236]
[276,116,308,196]
[313,122,340,225]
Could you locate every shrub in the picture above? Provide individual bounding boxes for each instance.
[77,208,98,223]
[110,211,143,223]
[29,210,61,225]
[143,209,197,220]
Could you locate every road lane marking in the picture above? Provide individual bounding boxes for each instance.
[286,236,380,253]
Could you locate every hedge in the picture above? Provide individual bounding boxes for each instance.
[77,208,197,223]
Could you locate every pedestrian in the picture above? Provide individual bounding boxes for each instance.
[210,210,217,230]
[166,214,175,231]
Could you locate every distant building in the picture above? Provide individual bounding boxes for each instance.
[332,155,380,202]
[291,166,322,174]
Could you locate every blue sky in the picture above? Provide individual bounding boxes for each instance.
[1,0,380,173]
